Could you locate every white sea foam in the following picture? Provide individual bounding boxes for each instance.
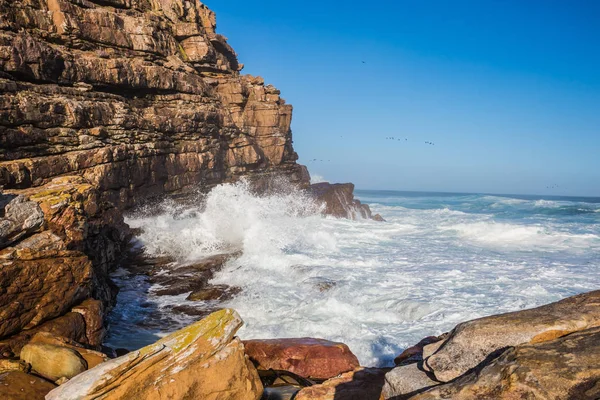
[110,185,600,367]
[445,221,599,251]
[310,174,327,184]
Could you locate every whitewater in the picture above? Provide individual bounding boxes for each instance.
[106,181,600,367]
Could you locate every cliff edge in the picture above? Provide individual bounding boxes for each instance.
[0,0,308,209]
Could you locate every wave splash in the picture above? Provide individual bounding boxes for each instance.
[127,179,325,263]
[113,186,600,367]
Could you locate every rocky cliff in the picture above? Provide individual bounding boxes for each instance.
[0,0,308,210]
[0,0,310,358]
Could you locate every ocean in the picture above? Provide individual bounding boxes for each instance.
[106,181,600,367]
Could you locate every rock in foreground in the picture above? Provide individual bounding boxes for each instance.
[412,327,600,400]
[46,309,262,400]
[383,290,600,399]
[425,290,600,382]
[244,337,359,380]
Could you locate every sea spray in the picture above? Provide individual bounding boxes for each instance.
[108,187,600,367]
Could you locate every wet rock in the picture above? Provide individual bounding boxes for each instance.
[262,386,301,400]
[244,338,360,380]
[394,336,445,366]
[372,213,386,222]
[187,284,241,301]
[46,309,263,400]
[295,368,388,400]
[0,371,56,400]
[412,327,600,400]
[308,182,380,220]
[150,253,235,296]
[424,290,600,382]
[381,363,439,399]
[20,343,87,382]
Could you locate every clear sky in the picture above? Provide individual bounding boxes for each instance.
[207,0,600,197]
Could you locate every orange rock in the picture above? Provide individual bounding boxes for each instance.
[244,338,360,380]
[46,309,263,400]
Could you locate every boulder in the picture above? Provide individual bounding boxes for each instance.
[295,368,388,400]
[244,338,359,380]
[424,290,600,382]
[20,343,87,382]
[0,371,56,400]
[46,309,263,400]
[29,333,109,369]
[411,327,600,400]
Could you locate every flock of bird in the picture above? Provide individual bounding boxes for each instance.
[385,136,435,145]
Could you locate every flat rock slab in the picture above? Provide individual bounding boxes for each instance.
[244,337,360,380]
[425,290,600,382]
[0,371,56,400]
[412,326,600,400]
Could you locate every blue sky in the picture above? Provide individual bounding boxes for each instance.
[208,1,600,196]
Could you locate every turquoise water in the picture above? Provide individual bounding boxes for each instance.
[108,184,600,366]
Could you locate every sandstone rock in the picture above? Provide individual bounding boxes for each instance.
[0,312,87,357]
[20,343,87,382]
[0,195,44,249]
[412,327,600,400]
[0,359,30,374]
[308,182,379,220]
[46,309,263,400]
[381,363,439,400]
[424,290,600,382]
[29,333,109,369]
[0,371,56,400]
[0,1,308,210]
[295,368,388,400]
[244,338,360,380]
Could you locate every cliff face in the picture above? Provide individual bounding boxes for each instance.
[0,0,308,209]
[0,0,309,352]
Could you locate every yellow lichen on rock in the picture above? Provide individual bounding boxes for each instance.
[45,309,263,400]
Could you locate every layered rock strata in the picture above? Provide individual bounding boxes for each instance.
[0,0,308,210]
[0,176,127,353]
